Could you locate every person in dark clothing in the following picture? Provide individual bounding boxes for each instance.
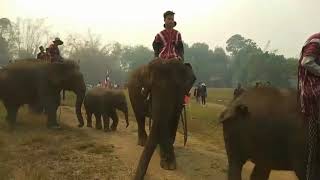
[36,46,46,60]
[198,83,207,106]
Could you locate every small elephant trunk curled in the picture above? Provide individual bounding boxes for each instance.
[75,92,85,127]
[124,109,129,128]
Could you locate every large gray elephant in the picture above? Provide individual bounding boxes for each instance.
[128,59,196,180]
[219,87,320,180]
[0,59,86,129]
[83,87,129,131]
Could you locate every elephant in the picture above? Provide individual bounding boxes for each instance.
[128,59,196,180]
[83,87,129,131]
[0,59,86,129]
[219,86,320,180]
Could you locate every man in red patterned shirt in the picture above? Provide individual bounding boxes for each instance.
[48,37,64,63]
[298,32,320,180]
[153,11,184,61]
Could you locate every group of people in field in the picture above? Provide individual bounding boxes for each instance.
[193,82,207,106]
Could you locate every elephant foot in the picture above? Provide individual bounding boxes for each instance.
[104,128,111,132]
[78,122,84,128]
[160,158,176,170]
[8,123,16,132]
[111,126,117,131]
[48,124,61,130]
[137,136,148,146]
[95,125,102,130]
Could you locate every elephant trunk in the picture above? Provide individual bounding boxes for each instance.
[75,91,85,127]
[123,106,129,128]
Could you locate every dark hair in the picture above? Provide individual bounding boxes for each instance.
[163,11,175,19]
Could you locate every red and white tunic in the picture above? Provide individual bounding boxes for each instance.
[153,29,183,60]
[298,32,320,119]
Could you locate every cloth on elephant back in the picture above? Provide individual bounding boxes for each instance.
[298,32,320,120]
[153,29,183,60]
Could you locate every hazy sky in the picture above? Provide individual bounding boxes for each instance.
[1,0,320,58]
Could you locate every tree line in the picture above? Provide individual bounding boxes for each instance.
[0,18,298,88]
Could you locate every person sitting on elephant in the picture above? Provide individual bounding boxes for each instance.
[48,37,64,63]
[298,32,320,180]
[36,46,46,60]
[152,10,184,61]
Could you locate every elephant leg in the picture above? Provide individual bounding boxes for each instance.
[169,109,181,144]
[250,165,270,180]
[159,144,176,170]
[295,169,306,180]
[136,114,148,146]
[86,112,93,128]
[29,102,44,114]
[159,108,182,170]
[228,160,244,180]
[292,153,307,180]
[94,113,102,130]
[45,95,60,129]
[159,115,177,170]
[103,114,110,132]
[134,118,159,180]
[110,109,119,131]
[4,103,19,130]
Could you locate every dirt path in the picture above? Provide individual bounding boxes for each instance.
[61,106,297,180]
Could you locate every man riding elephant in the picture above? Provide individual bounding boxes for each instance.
[152,10,184,61]
[48,37,64,63]
[298,32,320,180]
[36,46,46,60]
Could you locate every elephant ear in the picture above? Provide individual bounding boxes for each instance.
[172,62,196,95]
[219,104,249,123]
[138,64,154,90]
[48,61,79,86]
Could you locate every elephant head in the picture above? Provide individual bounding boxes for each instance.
[134,59,196,180]
[48,61,86,127]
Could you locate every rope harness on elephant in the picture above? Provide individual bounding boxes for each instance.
[180,104,188,146]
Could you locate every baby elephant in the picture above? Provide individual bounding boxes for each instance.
[84,87,129,131]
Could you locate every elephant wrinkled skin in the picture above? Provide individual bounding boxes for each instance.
[0,59,86,129]
[128,59,196,180]
[84,87,129,131]
[220,87,320,180]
